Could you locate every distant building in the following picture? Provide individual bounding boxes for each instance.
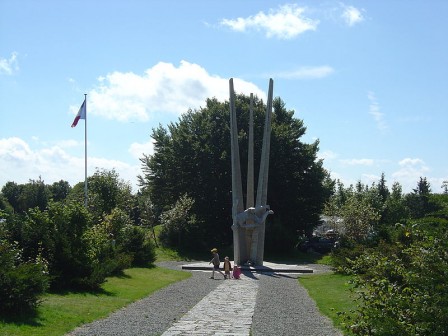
[314,215,344,236]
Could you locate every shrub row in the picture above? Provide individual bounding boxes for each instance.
[0,202,156,315]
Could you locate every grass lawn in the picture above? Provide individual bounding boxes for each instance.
[0,267,190,336]
[299,273,356,334]
[264,249,334,265]
[155,245,205,262]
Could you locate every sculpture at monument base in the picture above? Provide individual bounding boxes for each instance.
[229,78,274,266]
[233,202,274,228]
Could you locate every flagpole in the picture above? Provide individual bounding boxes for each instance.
[84,93,88,207]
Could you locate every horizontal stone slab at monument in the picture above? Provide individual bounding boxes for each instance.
[181,261,313,274]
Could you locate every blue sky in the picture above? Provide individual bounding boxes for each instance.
[1,1,447,194]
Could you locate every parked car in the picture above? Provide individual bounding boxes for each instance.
[297,236,338,253]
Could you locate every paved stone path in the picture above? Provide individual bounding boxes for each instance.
[66,262,342,336]
[162,275,258,336]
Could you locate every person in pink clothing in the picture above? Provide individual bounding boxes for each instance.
[232,264,241,279]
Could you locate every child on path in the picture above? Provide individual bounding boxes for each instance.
[223,256,232,279]
[209,248,226,279]
[232,264,241,279]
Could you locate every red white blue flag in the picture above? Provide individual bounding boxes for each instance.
[71,98,86,127]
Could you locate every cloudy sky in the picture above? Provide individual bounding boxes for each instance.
[1,1,447,193]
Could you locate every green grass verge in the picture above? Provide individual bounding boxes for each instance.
[264,249,334,265]
[155,245,209,262]
[0,267,190,336]
[298,273,356,334]
[152,225,216,262]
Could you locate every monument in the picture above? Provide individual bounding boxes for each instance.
[229,78,274,266]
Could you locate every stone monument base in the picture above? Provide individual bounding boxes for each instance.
[181,261,313,274]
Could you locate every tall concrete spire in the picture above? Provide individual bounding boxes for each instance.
[230,78,274,266]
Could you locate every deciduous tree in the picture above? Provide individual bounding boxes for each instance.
[139,95,332,251]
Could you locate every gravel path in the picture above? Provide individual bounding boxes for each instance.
[253,272,342,336]
[67,262,342,336]
[67,262,219,336]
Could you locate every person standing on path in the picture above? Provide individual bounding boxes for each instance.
[223,256,232,279]
[232,264,241,279]
[209,248,226,279]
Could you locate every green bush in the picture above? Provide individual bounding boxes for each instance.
[48,201,93,289]
[0,240,49,315]
[159,194,201,250]
[102,208,155,267]
[330,237,371,275]
[80,222,116,289]
[75,252,133,289]
[344,221,448,335]
[21,207,55,267]
[120,225,156,266]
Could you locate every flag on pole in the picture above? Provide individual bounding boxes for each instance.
[71,98,86,127]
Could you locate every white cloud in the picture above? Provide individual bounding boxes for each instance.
[129,140,155,160]
[328,170,359,188]
[80,60,265,123]
[56,139,79,148]
[274,65,334,79]
[88,157,140,191]
[0,137,33,162]
[318,150,338,161]
[398,158,427,167]
[340,158,374,166]
[341,5,364,26]
[431,177,448,193]
[220,4,319,39]
[328,170,344,181]
[361,173,381,186]
[0,52,19,75]
[31,136,80,150]
[325,156,442,194]
[392,158,430,191]
[368,91,388,131]
[0,137,140,192]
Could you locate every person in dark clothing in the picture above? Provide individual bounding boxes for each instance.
[209,248,226,279]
